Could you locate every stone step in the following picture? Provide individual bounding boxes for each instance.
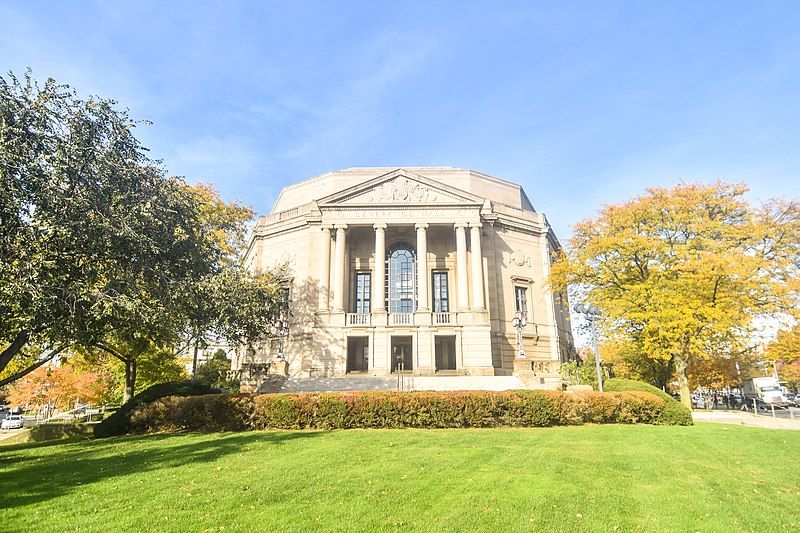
[255,375,561,393]
[411,376,524,391]
[263,376,396,393]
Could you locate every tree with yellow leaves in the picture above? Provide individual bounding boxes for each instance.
[765,326,800,388]
[551,182,799,407]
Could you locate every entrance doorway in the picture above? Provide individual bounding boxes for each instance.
[346,337,369,373]
[435,336,457,372]
[391,336,413,372]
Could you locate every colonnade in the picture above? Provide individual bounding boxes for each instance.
[318,222,485,314]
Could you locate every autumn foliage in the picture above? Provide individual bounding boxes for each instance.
[7,365,113,410]
[550,182,800,405]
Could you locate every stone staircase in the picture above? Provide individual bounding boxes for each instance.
[258,376,396,393]
[255,374,560,393]
[412,375,524,391]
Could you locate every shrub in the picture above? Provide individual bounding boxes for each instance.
[94,381,220,437]
[604,378,693,426]
[130,394,254,434]
[112,388,683,435]
[248,389,667,430]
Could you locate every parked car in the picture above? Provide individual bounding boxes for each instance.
[693,396,706,409]
[1,414,24,430]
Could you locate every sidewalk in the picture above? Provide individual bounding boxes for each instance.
[692,409,800,430]
[0,428,28,444]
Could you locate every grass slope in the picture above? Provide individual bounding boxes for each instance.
[1,424,798,531]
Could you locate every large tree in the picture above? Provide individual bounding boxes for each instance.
[1,72,286,399]
[0,72,213,383]
[551,182,799,407]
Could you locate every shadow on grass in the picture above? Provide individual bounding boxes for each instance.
[0,431,320,508]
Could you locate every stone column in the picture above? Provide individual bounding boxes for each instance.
[318,225,332,311]
[455,223,469,310]
[415,223,429,311]
[373,223,387,312]
[332,224,347,312]
[470,222,485,310]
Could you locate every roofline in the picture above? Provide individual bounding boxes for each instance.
[270,166,537,213]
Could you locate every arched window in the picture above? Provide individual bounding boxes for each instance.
[387,247,415,312]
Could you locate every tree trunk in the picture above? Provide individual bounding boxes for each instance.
[123,358,137,403]
[191,339,199,381]
[675,358,692,409]
[0,331,30,374]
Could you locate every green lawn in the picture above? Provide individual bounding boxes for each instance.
[1,424,798,532]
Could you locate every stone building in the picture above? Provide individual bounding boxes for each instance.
[235,167,574,389]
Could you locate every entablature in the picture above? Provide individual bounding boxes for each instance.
[320,205,483,226]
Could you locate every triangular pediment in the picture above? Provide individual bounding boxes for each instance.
[317,169,484,206]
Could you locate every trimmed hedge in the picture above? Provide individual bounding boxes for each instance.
[94,381,221,438]
[115,389,686,435]
[604,378,693,426]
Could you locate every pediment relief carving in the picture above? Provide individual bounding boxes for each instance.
[370,176,438,203]
[331,176,475,205]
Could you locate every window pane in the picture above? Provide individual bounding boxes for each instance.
[515,286,528,319]
[433,272,449,312]
[389,248,415,312]
[354,272,371,313]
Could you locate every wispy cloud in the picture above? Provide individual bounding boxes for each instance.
[280,31,442,162]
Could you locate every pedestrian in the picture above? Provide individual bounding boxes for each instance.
[712,393,719,410]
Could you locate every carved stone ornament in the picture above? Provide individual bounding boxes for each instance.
[275,251,297,269]
[510,248,531,267]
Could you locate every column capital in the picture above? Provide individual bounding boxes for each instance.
[320,224,333,231]
[334,224,348,230]
[373,223,387,230]
[415,223,429,231]
[454,222,469,229]
[469,221,483,229]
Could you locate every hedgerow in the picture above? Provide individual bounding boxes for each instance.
[109,388,685,435]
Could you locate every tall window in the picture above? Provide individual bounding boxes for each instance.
[514,286,528,320]
[388,247,415,312]
[432,271,449,312]
[354,272,371,313]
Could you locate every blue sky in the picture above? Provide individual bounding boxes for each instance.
[2,1,799,239]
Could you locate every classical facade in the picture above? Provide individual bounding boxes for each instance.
[235,167,574,387]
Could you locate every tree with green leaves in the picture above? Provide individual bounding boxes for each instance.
[1,71,287,401]
[195,349,238,392]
